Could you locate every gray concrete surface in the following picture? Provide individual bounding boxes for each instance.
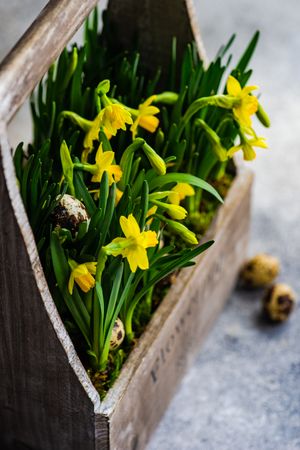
[0,1,299,449]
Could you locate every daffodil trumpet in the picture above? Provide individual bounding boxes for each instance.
[226,75,259,128]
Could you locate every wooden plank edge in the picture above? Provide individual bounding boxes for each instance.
[0,0,99,124]
[0,122,101,414]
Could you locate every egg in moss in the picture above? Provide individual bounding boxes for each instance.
[52,194,89,236]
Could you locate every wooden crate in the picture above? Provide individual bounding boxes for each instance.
[0,1,253,449]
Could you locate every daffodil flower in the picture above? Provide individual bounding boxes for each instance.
[130,95,160,138]
[228,134,268,161]
[115,188,123,205]
[90,144,122,185]
[104,214,158,272]
[226,75,259,128]
[168,183,195,206]
[146,205,158,225]
[68,259,97,294]
[98,102,133,137]
[58,110,112,162]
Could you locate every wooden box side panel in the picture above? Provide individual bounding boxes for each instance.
[0,129,101,450]
[106,0,207,80]
[104,169,253,450]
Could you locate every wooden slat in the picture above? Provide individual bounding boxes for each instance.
[106,0,207,82]
[0,122,102,449]
[0,0,99,124]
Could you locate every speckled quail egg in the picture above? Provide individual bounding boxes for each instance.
[109,318,125,350]
[51,194,89,236]
[263,283,296,322]
[240,253,280,288]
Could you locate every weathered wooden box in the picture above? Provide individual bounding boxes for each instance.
[0,1,253,449]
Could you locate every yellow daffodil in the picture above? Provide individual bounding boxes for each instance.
[228,136,268,161]
[130,95,160,138]
[83,114,113,152]
[115,188,123,205]
[98,103,133,137]
[146,205,158,225]
[104,214,158,272]
[226,75,259,127]
[89,186,123,205]
[168,183,195,206]
[91,144,122,185]
[68,259,97,294]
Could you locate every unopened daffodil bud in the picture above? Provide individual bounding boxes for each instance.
[142,142,166,175]
[96,79,110,96]
[154,92,179,105]
[151,199,187,220]
[60,140,75,196]
[195,119,228,162]
[165,219,198,246]
[256,102,271,128]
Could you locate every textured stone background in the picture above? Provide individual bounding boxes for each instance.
[1,1,299,449]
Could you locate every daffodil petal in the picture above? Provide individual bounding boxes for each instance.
[141,230,158,248]
[227,75,242,96]
[126,250,139,272]
[135,246,149,270]
[120,214,141,239]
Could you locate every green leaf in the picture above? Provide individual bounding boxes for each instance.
[149,173,223,203]
[50,232,91,346]
[236,31,260,73]
[128,241,214,318]
[73,169,96,215]
[104,263,124,333]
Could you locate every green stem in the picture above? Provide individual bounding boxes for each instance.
[177,95,238,139]
[125,310,134,343]
[73,162,97,174]
[145,285,154,316]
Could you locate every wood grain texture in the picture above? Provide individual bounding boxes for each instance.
[106,0,207,83]
[0,0,99,124]
[0,123,102,449]
[101,165,253,450]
